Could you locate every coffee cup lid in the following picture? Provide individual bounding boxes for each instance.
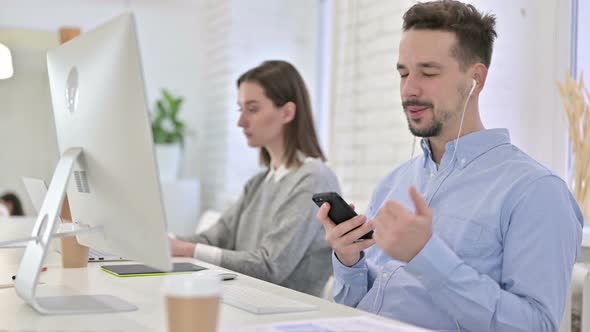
[162,271,222,298]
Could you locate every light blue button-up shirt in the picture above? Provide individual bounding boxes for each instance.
[333,129,583,332]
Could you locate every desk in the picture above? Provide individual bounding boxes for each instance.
[0,249,426,331]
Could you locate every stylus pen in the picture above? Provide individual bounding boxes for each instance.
[12,266,47,281]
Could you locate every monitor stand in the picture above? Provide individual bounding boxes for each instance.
[14,147,137,315]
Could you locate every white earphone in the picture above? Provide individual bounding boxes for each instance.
[408,79,477,332]
[410,78,477,160]
[469,79,477,97]
[432,78,476,168]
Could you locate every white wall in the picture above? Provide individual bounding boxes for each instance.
[0,0,203,214]
[329,0,572,211]
[0,0,321,214]
[192,0,320,211]
[0,29,60,214]
[0,0,574,217]
[329,0,415,210]
[577,0,589,77]
[472,0,571,179]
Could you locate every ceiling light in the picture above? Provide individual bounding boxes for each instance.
[0,43,14,79]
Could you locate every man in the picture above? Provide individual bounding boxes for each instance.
[317,1,582,331]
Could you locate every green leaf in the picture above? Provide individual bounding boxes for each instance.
[156,100,167,116]
[151,88,189,144]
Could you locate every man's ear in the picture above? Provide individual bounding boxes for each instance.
[472,63,488,91]
[282,101,296,124]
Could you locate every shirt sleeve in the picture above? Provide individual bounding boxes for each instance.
[194,243,222,265]
[332,251,371,307]
[404,175,583,331]
[332,179,381,307]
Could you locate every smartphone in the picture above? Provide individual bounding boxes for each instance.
[312,192,373,240]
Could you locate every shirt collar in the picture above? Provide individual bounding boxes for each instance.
[264,151,310,183]
[420,128,511,169]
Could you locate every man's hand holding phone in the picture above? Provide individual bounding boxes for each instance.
[315,197,376,267]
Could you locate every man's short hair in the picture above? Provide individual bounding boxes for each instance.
[402,0,497,70]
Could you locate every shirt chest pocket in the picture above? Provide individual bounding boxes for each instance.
[433,214,500,259]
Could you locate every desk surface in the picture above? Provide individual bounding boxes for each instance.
[0,248,426,332]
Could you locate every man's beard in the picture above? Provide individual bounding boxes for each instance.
[408,116,443,137]
[403,99,443,137]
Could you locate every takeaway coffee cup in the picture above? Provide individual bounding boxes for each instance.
[163,272,222,332]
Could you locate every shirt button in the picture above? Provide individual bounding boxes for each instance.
[430,172,434,177]
[382,272,387,279]
[460,158,466,164]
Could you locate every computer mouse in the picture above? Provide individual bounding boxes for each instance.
[218,272,238,281]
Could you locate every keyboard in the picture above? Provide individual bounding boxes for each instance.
[88,248,127,262]
[222,285,318,314]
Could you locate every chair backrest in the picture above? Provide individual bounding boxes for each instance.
[195,210,221,234]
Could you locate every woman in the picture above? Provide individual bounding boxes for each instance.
[169,60,340,297]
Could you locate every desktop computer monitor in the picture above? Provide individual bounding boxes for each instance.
[46,13,171,271]
[14,13,172,315]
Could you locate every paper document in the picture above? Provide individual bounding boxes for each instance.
[221,316,430,332]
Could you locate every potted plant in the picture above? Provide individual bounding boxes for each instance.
[151,88,187,181]
[558,72,590,220]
